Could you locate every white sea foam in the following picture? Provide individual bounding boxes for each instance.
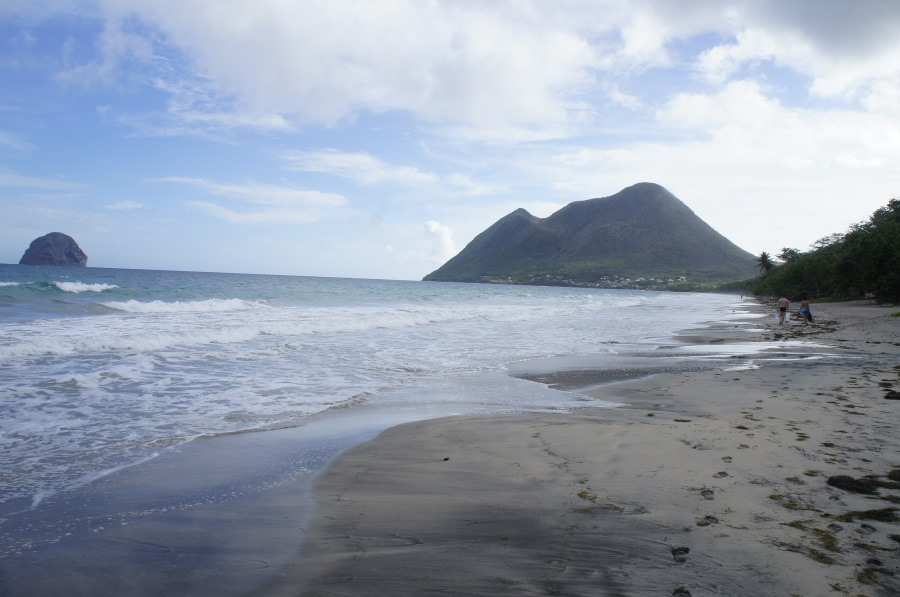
[0,275,744,519]
[0,282,20,287]
[54,281,118,293]
[0,293,654,362]
[101,298,263,313]
[0,323,263,360]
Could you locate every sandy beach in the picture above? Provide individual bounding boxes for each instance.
[263,301,900,596]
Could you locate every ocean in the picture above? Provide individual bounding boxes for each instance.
[0,264,756,565]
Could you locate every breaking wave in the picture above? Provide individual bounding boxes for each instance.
[54,281,118,293]
[101,298,265,313]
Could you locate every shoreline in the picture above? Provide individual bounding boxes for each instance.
[2,299,896,596]
[264,300,900,596]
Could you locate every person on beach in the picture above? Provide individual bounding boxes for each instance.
[799,296,814,324]
[777,295,789,324]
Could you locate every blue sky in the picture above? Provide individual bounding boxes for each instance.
[1,1,898,280]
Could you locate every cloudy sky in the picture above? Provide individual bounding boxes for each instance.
[1,1,898,279]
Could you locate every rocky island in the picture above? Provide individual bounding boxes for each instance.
[19,232,88,266]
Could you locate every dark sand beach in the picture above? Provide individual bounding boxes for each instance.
[0,410,394,596]
[262,301,900,596]
[3,300,897,596]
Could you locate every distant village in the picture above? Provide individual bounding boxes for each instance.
[483,274,700,291]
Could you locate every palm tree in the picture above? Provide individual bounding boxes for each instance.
[755,251,774,275]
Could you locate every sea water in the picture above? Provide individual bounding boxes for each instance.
[0,265,749,521]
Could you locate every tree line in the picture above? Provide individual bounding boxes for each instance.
[749,198,899,303]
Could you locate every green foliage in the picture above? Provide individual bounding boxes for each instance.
[753,198,900,303]
[718,278,756,294]
[754,251,775,274]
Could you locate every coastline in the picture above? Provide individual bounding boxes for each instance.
[264,300,900,596]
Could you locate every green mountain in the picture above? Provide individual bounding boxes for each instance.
[424,182,756,285]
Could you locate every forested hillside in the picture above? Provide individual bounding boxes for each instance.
[751,198,900,303]
[424,183,756,285]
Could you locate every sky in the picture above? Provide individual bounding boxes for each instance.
[1,0,898,280]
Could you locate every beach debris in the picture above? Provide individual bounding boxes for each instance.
[443,457,450,461]
[769,493,819,512]
[837,508,898,523]
[671,546,690,563]
[712,471,729,478]
[826,475,879,495]
[857,567,886,587]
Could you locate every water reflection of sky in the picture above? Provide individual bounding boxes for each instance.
[673,341,857,369]
[675,340,831,355]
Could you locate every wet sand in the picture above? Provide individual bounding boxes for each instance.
[0,409,394,596]
[264,301,900,596]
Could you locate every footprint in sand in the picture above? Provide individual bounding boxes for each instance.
[696,515,719,527]
[671,546,690,563]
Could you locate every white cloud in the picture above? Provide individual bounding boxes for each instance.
[424,220,456,262]
[155,177,347,224]
[862,79,900,114]
[12,1,900,136]
[0,130,34,152]
[0,169,83,190]
[17,0,897,145]
[696,29,786,84]
[55,13,157,88]
[604,84,642,110]
[157,176,345,206]
[445,173,501,197]
[738,0,900,59]
[692,2,900,100]
[616,9,672,66]
[283,150,437,186]
[106,200,146,210]
[189,201,328,224]
[656,81,900,172]
[540,78,900,255]
[37,0,602,140]
[284,149,504,197]
[658,80,780,129]
[6,0,900,278]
